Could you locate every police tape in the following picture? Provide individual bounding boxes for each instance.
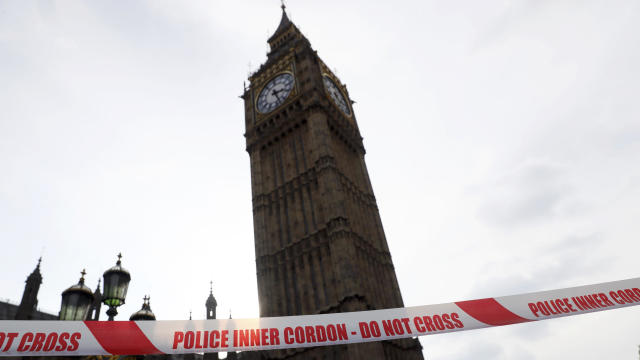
[1,277,639,356]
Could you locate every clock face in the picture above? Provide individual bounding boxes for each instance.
[256,73,295,114]
[323,75,351,116]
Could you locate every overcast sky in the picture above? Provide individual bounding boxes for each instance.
[1,1,639,359]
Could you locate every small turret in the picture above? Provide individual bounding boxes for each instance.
[226,310,237,360]
[203,282,220,360]
[15,258,43,320]
[206,281,217,320]
[87,279,102,320]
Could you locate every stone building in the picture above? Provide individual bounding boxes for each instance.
[0,259,57,321]
[242,5,423,359]
[0,262,238,360]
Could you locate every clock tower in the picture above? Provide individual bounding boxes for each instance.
[242,6,424,359]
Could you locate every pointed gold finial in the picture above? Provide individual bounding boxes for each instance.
[281,0,286,11]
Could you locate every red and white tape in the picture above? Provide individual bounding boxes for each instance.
[1,277,639,356]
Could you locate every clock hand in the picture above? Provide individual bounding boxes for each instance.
[272,88,284,101]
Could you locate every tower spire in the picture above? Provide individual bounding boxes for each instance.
[206,281,217,320]
[267,0,295,46]
[88,278,102,320]
[15,258,43,320]
[204,286,220,359]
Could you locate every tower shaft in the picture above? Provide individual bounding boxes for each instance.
[243,9,423,359]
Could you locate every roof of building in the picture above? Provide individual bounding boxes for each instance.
[0,301,57,320]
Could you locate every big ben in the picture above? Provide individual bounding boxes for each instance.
[242,5,424,359]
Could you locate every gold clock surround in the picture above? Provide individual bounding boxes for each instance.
[254,70,296,115]
[321,72,352,117]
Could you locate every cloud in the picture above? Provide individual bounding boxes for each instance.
[469,232,606,297]
[476,159,573,226]
[457,232,608,352]
[433,333,537,360]
[452,341,503,360]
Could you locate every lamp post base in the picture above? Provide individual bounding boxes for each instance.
[107,306,118,321]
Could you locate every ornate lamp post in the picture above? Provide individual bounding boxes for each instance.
[102,253,131,321]
[59,269,95,321]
